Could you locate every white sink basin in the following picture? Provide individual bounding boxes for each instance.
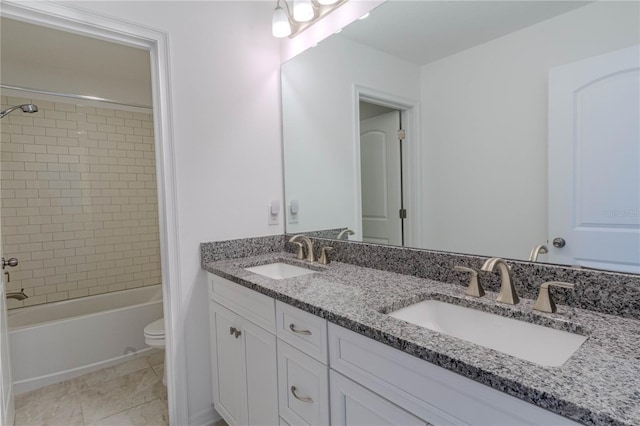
[388,300,587,366]
[244,262,316,280]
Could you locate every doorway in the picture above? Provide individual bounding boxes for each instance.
[0,2,185,425]
[359,101,405,245]
[355,87,420,248]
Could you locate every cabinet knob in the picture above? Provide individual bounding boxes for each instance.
[229,327,242,338]
[291,386,313,403]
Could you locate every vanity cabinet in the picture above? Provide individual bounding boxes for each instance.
[208,273,580,426]
[208,275,278,426]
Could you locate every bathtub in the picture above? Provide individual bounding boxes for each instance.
[8,285,163,394]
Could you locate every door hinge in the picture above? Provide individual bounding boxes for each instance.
[397,129,406,140]
[399,209,407,219]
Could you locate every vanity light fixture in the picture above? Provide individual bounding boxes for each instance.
[294,0,314,22]
[272,0,349,38]
[272,1,293,38]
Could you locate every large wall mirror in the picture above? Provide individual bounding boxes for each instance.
[281,1,640,273]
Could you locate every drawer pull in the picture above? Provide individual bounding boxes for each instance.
[290,386,313,403]
[289,324,312,335]
[229,327,241,338]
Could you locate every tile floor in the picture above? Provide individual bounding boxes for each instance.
[14,349,168,426]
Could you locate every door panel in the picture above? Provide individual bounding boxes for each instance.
[1,173,15,426]
[244,319,278,426]
[211,302,246,425]
[330,371,426,426]
[548,45,640,272]
[360,111,402,245]
[0,276,14,426]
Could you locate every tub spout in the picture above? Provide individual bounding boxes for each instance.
[7,289,28,301]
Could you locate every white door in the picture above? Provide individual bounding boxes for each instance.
[548,45,640,273]
[360,111,403,245]
[0,196,15,425]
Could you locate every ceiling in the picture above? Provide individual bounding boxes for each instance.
[338,1,592,66]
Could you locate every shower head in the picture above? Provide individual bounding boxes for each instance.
[0,103,39,119]
[20,104,38,113]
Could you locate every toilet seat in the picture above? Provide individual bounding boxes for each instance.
[144,318,165,347]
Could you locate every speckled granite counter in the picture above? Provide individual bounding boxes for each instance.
[203,252,640,426]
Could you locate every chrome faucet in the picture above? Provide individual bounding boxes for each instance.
[289,235,316,262]
[528,244,548,262]
[481,258,519,304]
[337,229,355,240]
[7,288,28,301]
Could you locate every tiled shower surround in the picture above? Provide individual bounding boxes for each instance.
[1,95,161,308]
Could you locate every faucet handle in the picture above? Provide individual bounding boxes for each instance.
[291,241,305,260]
[319,247,333,265]
[454,266,485,298]
[533,281,575,313]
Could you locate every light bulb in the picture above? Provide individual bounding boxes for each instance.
[293,0,314,22]
[317,0,339,5]
[272,5,292,38]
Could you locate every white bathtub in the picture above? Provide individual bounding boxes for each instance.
[8,285,163,394]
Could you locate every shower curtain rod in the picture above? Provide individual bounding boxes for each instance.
[0,84,152,110]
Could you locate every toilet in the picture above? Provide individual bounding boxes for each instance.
[144,318,166,385]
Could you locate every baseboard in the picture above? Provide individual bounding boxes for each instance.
[189,404,221,426]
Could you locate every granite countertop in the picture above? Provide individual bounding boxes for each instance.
[203,252,640,426]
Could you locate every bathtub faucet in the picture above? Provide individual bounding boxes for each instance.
[7,288,28,301]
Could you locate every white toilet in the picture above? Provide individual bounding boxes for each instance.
[144,317,166,385]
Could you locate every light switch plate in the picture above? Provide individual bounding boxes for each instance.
[268,201,280,225]
[288,202,299,224]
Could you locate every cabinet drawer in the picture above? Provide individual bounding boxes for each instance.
[329,324,581,426]
[277,340,329,425]
[330,370,427,426]
[276,300,328,364]
[208,273,275,333]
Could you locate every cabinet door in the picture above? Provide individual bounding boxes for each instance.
[244,318,279,426]
[210,302,247,426]
[330,371,427,426]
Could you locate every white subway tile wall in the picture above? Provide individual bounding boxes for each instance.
[0,95,161,308]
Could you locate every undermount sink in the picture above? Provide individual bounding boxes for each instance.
[388,300,587,367]
[244,262,316,279]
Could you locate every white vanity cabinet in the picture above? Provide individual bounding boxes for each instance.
[207,273,581,426]
[208,275,278,426]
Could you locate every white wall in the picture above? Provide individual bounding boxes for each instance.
[282,35,420,236]
[58,1,283,422]
[420,1,640,260]
[1,17,152,106]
